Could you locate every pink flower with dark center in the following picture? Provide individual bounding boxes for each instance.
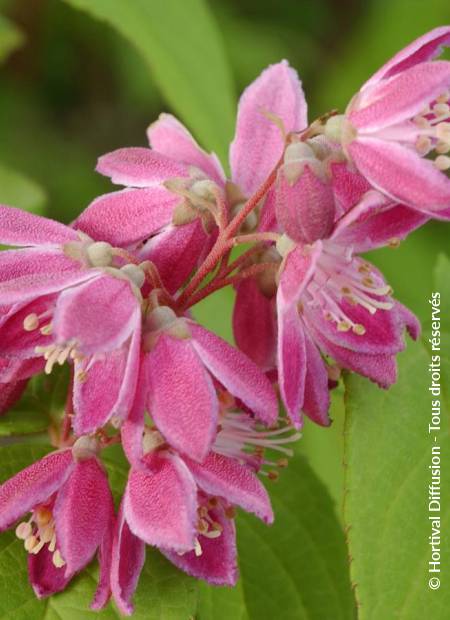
[74,61,308,293]
[0,436,114,608]
[0,205,144,433]
[112,400,298,615]
[323,26,450,216]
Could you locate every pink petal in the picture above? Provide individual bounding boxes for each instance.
[121,356,147,466]
[0,379,27,415]
[333,198,428,252]
[0,248,91,305]
[233,279,276,370]
[350,61,450,131]
[348,137,450,212]
[329,161,372,215]
[230,61,308,196]
[276,299,306,428]
[258,187,278,232]
[278,243,321,309]
[363,26,450,89]
[0,450,73,531]
[145,335,218,462]
[139,220,207,294]
[276,164,335,243]
[185,452,273,524]
[162,503,238,585]
[74,187,179,246]
[54,458,114,575]
[394,301,421,341]
[311,326,398,388]
[90,510,115,610]
[73,320,141,433]
[28,544,73,598]
[124,452,198,552]
[147,113,226,186]
[302,332,330,426]
[0,205,77,247]
[189,323,278,426]
[0,296,56,358]
[0,357,44,383]
[53,275,140,355]
[110,504,145,616]
[96,147,188,187]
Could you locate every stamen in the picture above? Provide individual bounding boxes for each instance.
[23,313,39,331]
[52,550,66,568]
[194,538,203,557]
[435,155,450,171]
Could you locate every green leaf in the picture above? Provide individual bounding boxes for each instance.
[199,452,355,619]
[0,13,24,64]
[0,163,46,214]
[0,442,198,619]
[343,336,450,619]
[62,0,235,161]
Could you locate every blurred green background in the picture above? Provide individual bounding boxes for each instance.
[0,0,449,514]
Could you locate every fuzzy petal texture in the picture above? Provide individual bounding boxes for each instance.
[0,296,56,358]
[28,544,73,598]
[146,334,218,461]
[233,279,276,370]
[0,357,44,383]
[0,379,27,415]
[277,300,306,428]
[185,453,273,524]
[330,161,372,215]
[73,320,141,434]
[302,332,330,426]
[347,137,450,213]
[163,504,238,586]
[278,244,321,307]
[75,187,179,246]
[110,504,146,616]
[350,61,450,131]
[276,163,335,243]
[0,450,73,530]
[53,275,140,355]
[332,190,428,251]
[189,323,278,425]
[90,512,115,611]
[124,452,197,553]
[96,147,188,187]
[121,356,147,467]
[54,458,114,576]
[147,113,225,186]
[230,61,307,196]
[363,26,450,89]
[0,205,78,247]
[139,220,207,294]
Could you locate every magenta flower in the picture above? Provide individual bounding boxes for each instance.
[117,305,278,464]
[0,205,144,433]
[0,437,114,608]
[326,26,450,216]
[112,400,298,615]
[74,61,308,292]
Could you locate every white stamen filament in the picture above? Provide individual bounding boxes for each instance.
[15,507,65,568]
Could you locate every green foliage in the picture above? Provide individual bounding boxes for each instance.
[199,452,356,619]
[0,163,46,214]
[62,0,236,162]
[343,335,449,618]
[0,13,23,64]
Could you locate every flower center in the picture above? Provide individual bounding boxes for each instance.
[15,506,65,568]
[303,241,393,334]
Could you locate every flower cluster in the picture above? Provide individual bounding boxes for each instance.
[0,27,449,614]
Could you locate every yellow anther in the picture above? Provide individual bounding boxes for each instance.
[23,313,39,331]
[24,535,38,552]
[224,506,236,520]
[433,102,450,117]
[388,237,401,249]
[39,323,52,336]
[277,458,289,468]
[352,324,366,336]
[362,276,374,287]
[35,507,52,526]
[52,550,66,568]
[268,470,279,481]
[76,369,87,383]
[15,522,32,540]
[194,539,203,557]
[415,135,431,155]
[337,321,351,332]
[435,155,450,171]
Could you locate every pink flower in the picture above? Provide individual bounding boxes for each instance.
[117,305,278,463]
[74,61,308,292]
[112,402,297,615]
[0,205,144,433]
[324,26,450,216]
[0,437,114,608]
